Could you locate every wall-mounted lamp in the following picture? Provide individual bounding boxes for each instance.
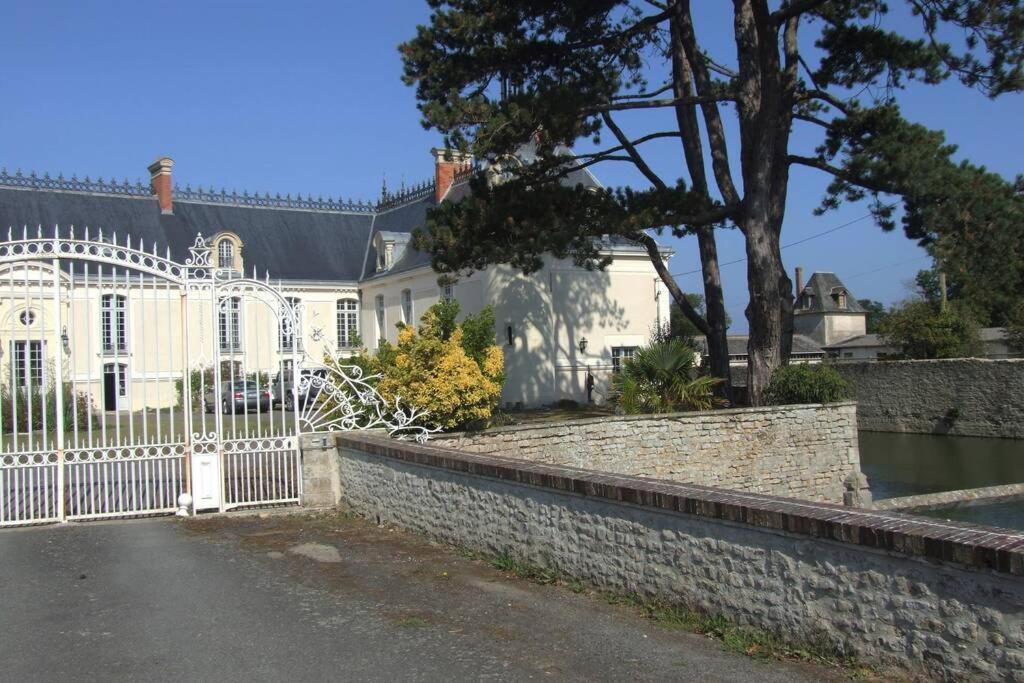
[578,336,588,353]
[61,326,70,352]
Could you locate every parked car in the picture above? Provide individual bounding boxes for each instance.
[204,380,272,414]
[272,366,329,411]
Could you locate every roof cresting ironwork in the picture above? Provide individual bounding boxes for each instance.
[0,167,457,214]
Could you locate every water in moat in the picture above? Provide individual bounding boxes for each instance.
[859,431,1024,531]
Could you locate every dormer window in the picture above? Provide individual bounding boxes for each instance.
[213,232,243,274]
[375,239,395,272]
[831,288,848,308]
[218,240,234,269]
[802,292,814,310]
[373,231,409,273]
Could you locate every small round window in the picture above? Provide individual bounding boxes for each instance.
[19,310,35,326]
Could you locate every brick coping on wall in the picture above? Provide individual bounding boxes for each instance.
[336,433,1024,577]
[439,401,858,439]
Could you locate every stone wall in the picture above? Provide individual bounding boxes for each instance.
[835,358,1024,439]
[868,482,1024,513]
[438,403,865,504]
[336,433,1024,681]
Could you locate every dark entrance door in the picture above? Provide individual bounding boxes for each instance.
[103,364,117,411]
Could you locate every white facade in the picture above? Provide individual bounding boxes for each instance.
[361,251,670,407]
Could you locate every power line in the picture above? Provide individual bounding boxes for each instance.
[668,205,897,278]
[844,255,932,280]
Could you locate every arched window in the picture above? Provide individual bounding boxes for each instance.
[375,294,386,345]
[218,240,235,270]
[101,294,127,352]
[219,297,241,352]
[401,289,413,324]
[337,299,359,348]
[279,297,301,351]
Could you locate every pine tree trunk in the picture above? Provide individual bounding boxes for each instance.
[743,215,790,405]
[696,227,733,401]
[731,1,797,406]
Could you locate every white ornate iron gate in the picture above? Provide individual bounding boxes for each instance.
[0,228,303,526]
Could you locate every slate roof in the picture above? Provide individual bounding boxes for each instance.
[822,333,887,350]
[695,334,824,357]
[0,153,661,284]
[0,183,376,282]
[795,272,865,314]
[362,192,435,280]
[822,327,1008,350]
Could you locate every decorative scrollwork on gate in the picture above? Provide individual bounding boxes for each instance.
[296,357,440,443]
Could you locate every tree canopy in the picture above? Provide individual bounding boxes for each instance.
[878,299,980,359]
[857,299,887,334]
[401,0,1023,404]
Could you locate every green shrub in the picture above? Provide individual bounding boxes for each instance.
[319,301,506,432]
[877,300,980,359]
[762,364,852,405]
[1006,300,1024,353]
[611,339,724,414]
[0,382,97,436]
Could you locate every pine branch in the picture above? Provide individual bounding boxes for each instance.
[788,154,895,195]
[676,0,740,205]
[770,0,830,25]
[601,112,669,191]
[587,93,735,113]
[632,232,711,336]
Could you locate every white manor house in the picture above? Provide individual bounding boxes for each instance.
[0,151,671,413]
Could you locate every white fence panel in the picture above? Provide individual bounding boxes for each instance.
[0,451,60,526]
[64,447,185,520]
[222,436,300,509]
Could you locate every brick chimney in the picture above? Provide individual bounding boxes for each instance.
[795,266,804,297]
[147,157,174,214]
[432,148,472,203]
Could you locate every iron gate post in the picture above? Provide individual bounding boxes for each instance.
[51,234,66,522]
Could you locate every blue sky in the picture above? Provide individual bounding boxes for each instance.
[2,1,1020,331]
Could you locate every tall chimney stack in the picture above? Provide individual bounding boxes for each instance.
[432,148,472,203]
[795,266,804,298]
[148,157,174,214]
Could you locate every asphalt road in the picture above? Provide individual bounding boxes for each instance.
[0,514,840,682]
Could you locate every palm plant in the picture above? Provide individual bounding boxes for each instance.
[612,340,724,415]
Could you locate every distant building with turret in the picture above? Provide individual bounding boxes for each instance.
[792,268,867,347]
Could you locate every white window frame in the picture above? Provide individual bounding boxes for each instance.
[280,297,302,352]
[100,293,128,353]
[611,346,638,373]
[11,340,45,389]
[218,239,235,270]
[375,294,386,345]
[401,289,413,325]
[337,298,359,348]
[219,296,242,353]
[441,284,454,303]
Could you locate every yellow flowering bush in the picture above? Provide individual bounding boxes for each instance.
[377,302,505,430]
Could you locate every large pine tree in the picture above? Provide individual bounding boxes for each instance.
[400,1,1022,404]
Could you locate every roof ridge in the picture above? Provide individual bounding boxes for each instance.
[377,176,435,211]
[173,183,376,214]
[0,165,437,216]
[0,167,150,198]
